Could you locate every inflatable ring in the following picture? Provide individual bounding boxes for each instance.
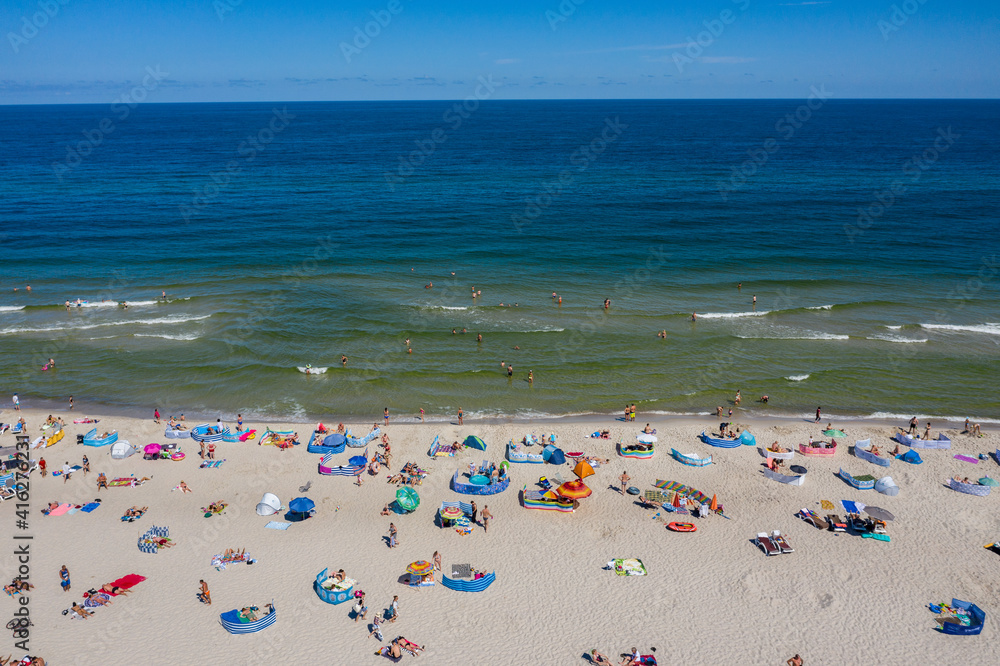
[171,452,185,461]
[626,486,641,495]
[667,522,697,532]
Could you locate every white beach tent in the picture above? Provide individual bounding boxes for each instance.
[111,440,139,459]
[256,493,282,516]
[875,476,900,496]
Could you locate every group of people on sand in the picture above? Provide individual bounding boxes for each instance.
[0,655,46,665]
[588,646,656,665]
[623,404,637,421]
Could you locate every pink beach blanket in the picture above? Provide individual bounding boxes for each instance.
[47,503,73,516]
[954,454,979,464]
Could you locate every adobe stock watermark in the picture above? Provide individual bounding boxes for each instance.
[340,0,405,63]
[545,0,586,31]
[7,0,70,54]
[671,0,751,73]
[384,75,498,191]
[512,116,628,233]
[878,0,929,41]
[180,107,295,222]
[716,84,832,201]
[214,0,244,22]
[52,65,170,181]
[844,126,959,243]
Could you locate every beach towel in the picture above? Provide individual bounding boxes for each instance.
[264,521,290,530]
[955,454,979,464]
[47,503,73,516]
[200,460,225,468]
[108,477,133,487]
[612,558,648,576]
[820,500,835,510]
[80,502,100,513]
[840,500,866,515]
[105,574,146,595]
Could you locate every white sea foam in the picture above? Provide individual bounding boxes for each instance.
[134,333,201,341]
[0,306,25,312]
[0,314,211,335]
[868,334,927,344]
[76,301,119,308]
[737,332,849,341]
[920,323,1000,336]
[697,310,771,319]
[805,304,834,310]
[862,411,1000,425]
[884,325,903,330]
[125,300,159,307]
[785,374,810,381]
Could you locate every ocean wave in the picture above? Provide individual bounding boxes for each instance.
[862,411,1000,425]
[697,310,771,319]
[737,332,850,341]
[412,304,469,311]
[805,305,834,310]
[0,314,211,335]
[75,301,119,308]
[884,325,903,330]
[785,374,810,381]
[125,300,160,307]
[920,323,1000,336]
[0,306,25,312]
[868,334,927,344]
[134,333,200,341]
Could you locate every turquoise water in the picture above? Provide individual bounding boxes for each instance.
[0,100,998,420]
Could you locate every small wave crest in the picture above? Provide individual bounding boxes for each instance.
[737,332,849,340]
[697,310,771,319]
[134,333,201,341]
[0,306,25,313]
[785,374,810,381]
[868,334,927,344]
[920,323,1000,336]
[805,305,834,310]
[0,314,211,335]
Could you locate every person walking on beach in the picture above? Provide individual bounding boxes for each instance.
[198,580,211,605]
[62,462,72,484]
[908,416,918,435]
[923,422,932,440]
[69,396,74,410]
[199,442,206,459]
[419,408,424,422]
[12,393,19,411]
[60,565,71,592]
[388,523,398,549]
[387,595,399,623]
[815,406,822,423]
[81,455,89,477]
[470,501,478,525]
[38,458,46,477]
[383,408,389,426]
[457,407,463,425]
[432,551,441,571]
[208,442,216,460]
[620,471,630,494]
[368,614,383,641]
[154,408,160,424]
[481,505,492,532]
[353,591,367,623]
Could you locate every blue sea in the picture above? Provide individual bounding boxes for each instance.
[0,99,998,421]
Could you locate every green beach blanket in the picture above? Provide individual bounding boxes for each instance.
[613,558,647,576]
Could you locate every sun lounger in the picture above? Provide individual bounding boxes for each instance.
[798,508,829,530]
[771,530,794,553]
[755,532,780,556]
[826,515,847,532]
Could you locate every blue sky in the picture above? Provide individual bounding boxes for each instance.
[1,0,997,103]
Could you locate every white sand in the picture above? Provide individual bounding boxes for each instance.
[2,408,996,665]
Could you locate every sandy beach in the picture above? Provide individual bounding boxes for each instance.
[2,406,997,665]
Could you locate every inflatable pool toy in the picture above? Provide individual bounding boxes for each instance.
[626,486,641,495]
[667,522,697,532]
[170,452,185,461]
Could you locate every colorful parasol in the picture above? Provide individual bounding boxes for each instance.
[395,486,420,512]
[406,560,434,576]
[440,505,463,520]
[556,479,592,499]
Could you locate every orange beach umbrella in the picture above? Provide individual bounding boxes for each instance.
[556,479,592,499]
[710,494,718,512]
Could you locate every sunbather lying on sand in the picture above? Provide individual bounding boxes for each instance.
[375,640,403,659]
[83,593,112,606]
[395,637,424,656]
[590,649,614,665]
[101,584,130,596]
[70,603,92,618]
[386,473,404,485]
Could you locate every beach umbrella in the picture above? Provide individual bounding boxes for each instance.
[349,454,367,466]
[144,443,161,455]
[395,487,420,512]
[672,492,681,508]
[542,489,560,500]
[824,429,846,438]
[440,505,463,521]
[572,460,595,480]
[556,480,592,499]
[463,435,486,451]
[289,497,315,514]
[406,560,434,576]
[863,506,895,522]
[637,433,657,444]
[979,477,999,487]
[709,494,718,512]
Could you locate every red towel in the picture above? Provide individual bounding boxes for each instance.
[106,574,146,594]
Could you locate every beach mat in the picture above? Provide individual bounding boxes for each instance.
[820,500,834,511]
[200,460,225,468]
[80,502,100,513]
[48,503,73,516]
[106,574,146,595]
[108,477,134,487]
[954,454,979,464]
[265,521,291,530]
